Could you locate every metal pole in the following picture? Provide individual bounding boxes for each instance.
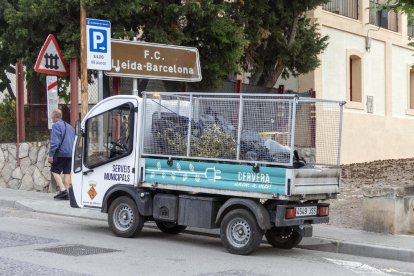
[80,1,88,118]
[289,97,298,166]
[97,70,104,151]
[236,94,244,160]
[98,70,103,101]
[132,78,138,96]
[70,58,79,127]
[16,60,25,143]
[112,77,121,95]
[186,94,193,157]
[132,37,138,96]
[337,103,345,166]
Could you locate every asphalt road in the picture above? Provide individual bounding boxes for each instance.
[0,208,413,276]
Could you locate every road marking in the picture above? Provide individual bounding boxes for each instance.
[325,258,388,275]
[383,268,413,275]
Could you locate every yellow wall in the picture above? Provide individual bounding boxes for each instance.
[341,112,414,164]
[300,1,414,164]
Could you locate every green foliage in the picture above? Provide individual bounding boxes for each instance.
[0,0,329,92]
[0,95,16,143]
[58,78,71,104]
[191,125,236,159]
[382,0,414,17]
[181,1,247,89]
[0,0,245,92]
[382,1,414,47]
[155,128,187,156]
[230,0,329,87]
[155,124,236,159]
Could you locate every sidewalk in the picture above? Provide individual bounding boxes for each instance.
[1,187,413,262]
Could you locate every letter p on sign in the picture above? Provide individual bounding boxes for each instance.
[89,28,107,53]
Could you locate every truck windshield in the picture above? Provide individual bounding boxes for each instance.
[84,103,134,168]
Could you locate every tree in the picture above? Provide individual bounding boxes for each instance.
[0,0,81,100]
[230,0,329,88]
[0,0,330,93]
[383,0,414,15]
[0,0,246,95]
[382,0,414,46]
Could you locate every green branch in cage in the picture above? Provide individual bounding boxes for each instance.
[155,128,187,155]
[191,124,236,159]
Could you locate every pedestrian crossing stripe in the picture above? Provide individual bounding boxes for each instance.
[325,258,388,275]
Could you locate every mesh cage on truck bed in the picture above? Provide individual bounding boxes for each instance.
[141,92,345,168]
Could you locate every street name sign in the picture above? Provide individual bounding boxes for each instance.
[106,40,201,82]
[34,34,69,76]
[86,18,111,70]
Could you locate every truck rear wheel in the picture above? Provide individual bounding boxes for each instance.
[265,226,303,249]
[155,221,187,234]
[220,209,264,255]
[108,196,144,238]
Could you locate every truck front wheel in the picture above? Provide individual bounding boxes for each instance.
[108,196,144,238]
[155,221,187,234]
[265,226,303,249]
[220,209,264,255]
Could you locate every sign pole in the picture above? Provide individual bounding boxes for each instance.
[16,60,25,143]
[46,76,59,129]
[98,70,104,101]
[132,78,138,96]
[70,58,79,127]
[97,70,104,151]
[80,1,88,118]
[132,37,138,96]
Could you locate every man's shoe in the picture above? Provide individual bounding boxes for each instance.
[56,193,69,200]
[54,190,67,199]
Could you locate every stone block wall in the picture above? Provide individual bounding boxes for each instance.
[363,186,414,234]
[0,142,51,192]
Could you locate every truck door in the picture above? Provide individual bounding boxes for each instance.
[81,99,138,208]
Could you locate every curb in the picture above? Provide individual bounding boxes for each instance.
[0,200,34,212]
[299,237,414,263]
[180,227,414,263]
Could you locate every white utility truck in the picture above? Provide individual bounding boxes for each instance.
[69,92,345,255]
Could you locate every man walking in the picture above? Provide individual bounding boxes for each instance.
[48,109,75,200]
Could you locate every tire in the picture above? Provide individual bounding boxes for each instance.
[108,196,144,238]
[155,221,187,234]
[265,226,303,249]
[220,209,264,255]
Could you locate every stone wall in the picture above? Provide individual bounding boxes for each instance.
[363,186,414,235]
[0,142,51,192]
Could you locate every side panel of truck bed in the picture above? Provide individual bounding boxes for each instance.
[143,158,287,195]
[286,168,340,195]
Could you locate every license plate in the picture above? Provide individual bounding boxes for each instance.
[296,206,317,217]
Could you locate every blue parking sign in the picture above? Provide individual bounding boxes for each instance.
[86,18,111,70]
[89,28,107,53]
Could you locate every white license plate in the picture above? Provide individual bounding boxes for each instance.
[296,206,317,217]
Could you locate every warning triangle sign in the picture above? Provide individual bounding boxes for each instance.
[34,34,69,77]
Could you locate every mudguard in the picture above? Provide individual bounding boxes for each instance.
[101,184,152,216]
[215,198,272,230]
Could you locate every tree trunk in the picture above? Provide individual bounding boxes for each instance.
[249,67,263,85]
[257,59,283,88]
[6,83,16,100]
[253,15,300,89]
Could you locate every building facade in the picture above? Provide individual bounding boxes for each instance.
[277,0,414,164]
